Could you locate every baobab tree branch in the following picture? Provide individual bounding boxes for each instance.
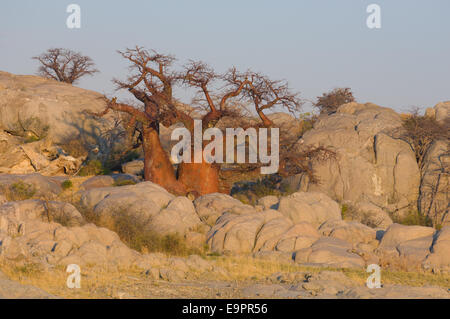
[118,46,175,90]
[219,80,249,111]
[202,85,217,113]
[86,97,153,125]
[242,72,302,127]
[183,61,219,114]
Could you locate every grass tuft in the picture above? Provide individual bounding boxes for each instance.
[1,181,36,201]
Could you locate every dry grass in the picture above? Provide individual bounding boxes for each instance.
[0,256,448,299]
[210,256,303,281]
[0,261,146,299]
[56,176,90,204]
[1,181,36,201]
[90,209,207,256]
[208,256,450,289]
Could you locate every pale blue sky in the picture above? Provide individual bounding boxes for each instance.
[1,0,449,113]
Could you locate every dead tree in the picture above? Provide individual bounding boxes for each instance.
[32,48,98,84]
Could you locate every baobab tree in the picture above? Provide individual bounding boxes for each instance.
[87,47,244,195]
[32,48,99,84]
[91,47,186,195]
[88,46,332,196]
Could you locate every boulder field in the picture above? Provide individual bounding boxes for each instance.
[0,178,449,275]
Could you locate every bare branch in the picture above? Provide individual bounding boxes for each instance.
[239,71,303,126]
[32,48,99,84]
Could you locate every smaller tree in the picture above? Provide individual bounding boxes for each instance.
[32,48,99,84]
[315,88,355,115]
[241,71,302,126]
[400,109,450,169]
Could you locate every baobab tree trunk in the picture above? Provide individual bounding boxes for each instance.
[178,161,220,196]
[142,125,187,195]
[176,114,222,196]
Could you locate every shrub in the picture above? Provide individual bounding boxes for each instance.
[343,203,434,228]
[61,180,73,190]
[6,181,36,201]
[75,205,100,225]
[8,117,49,143]
[392,210,433,227]
[60,139,88,158]
[111,210,200,255]
[341,203,364,221]
[315,88,355,115]
[299,112,317,136]
[78,160,108,176]
[122,150,140,163]
[24,133,41,144]
[231,175,294,205]
[103,149,140,173]
[78,208,205,256]
[341,203,383,228]
[341,204,350,219]
[113,179,136,187]
[399,110,450,168]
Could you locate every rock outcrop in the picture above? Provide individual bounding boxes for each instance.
[0,199,142,267]
[0,71,112,147]
[79,181,203,236]
[0,132,83,175]
[423,226,450,273]
[194,193,254,226]
[283,103,421,217]
[0,71,119,175]
[294,237,366,268]
[0,173,63,199]
[426,101,450,123]
[278,191,341,227]
[203,190,450,272]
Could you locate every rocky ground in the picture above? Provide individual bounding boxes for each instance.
[1,256,449,299]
